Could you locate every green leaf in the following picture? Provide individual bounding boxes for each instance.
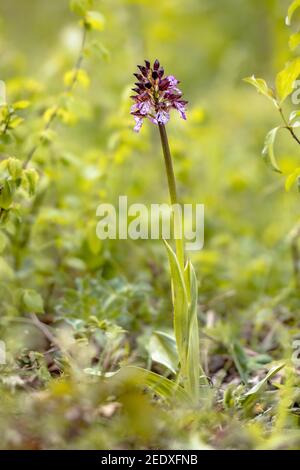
[69,0,93,16]
[64,69,90,88]
[163,241,206,399]
[113,366,189,402]
[0,104,9,121]
[65,257,86,271]
[57,108,77,125]
[7,157,22,180]
[243,76,277,106]
[84,10,106,31]
[262,127,282,173]
[276,57,300,103]
[8,116,24,129]
[39,128,57,144]
[185,261,206,395]
[0,231,7,254]
[285,167,300,191]
[289,110,300,122]
[148,331,178,374]
[22,168,39,196]
[289,32,300,51]
[242,363,285,405]
[22,289,44,313]
[163,239,189,373]
[12,100,30,110]
[286,0,300,25]
[0,180,14,209]
[43,106,57,124]
[230,342,249,384]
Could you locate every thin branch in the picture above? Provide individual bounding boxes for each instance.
[2,112,11,136]
[279,107,300,146]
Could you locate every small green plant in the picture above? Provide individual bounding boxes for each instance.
[129,60,207,402]
[0,0,106,314]
[245,0,300,287]
[244,0,300,186]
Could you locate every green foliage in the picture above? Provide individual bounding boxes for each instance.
[70,0,93,17]
[285,167,300,191]
[241,363,285,407]
[163,240,207,401]
[276,58,300,103]
[0,0,299,451]
[262,127,282,173]
[84,11,106,31]
[22,289,44,313]
[286,0,300,25]
[64,69,90,88]
[245,0,300,190]
[112,366,189,403]
[0,157,39,214]
[243,76,278,107]
[148,331,178,374]
[289,32,300,50]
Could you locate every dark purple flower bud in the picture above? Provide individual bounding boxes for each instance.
[158,67,164,78]
[153,59,160,70]
[133,73,143,81]
[152,71,158,80]
[131,110,143,117]
[159,78,170,91]
[144,60,151,69]
[144,82,152,89]
[135,82,145,89]
[138,65,148,77]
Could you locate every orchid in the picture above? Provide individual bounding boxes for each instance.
[131,59,207,402]
[130,59,188,132]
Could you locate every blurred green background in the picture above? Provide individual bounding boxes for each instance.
[1,0,299,373]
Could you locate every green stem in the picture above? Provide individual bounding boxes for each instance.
[279,106,300,146]
[158,123,185,271]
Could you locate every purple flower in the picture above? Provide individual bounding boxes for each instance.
[130,60,188,132]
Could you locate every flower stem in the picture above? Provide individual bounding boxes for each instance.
[158,123,185,271]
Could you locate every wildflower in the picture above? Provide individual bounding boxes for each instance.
[131,59,206,402]
[130,59,188,132]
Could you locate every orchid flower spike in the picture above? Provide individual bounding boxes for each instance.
[130,59,188,132]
